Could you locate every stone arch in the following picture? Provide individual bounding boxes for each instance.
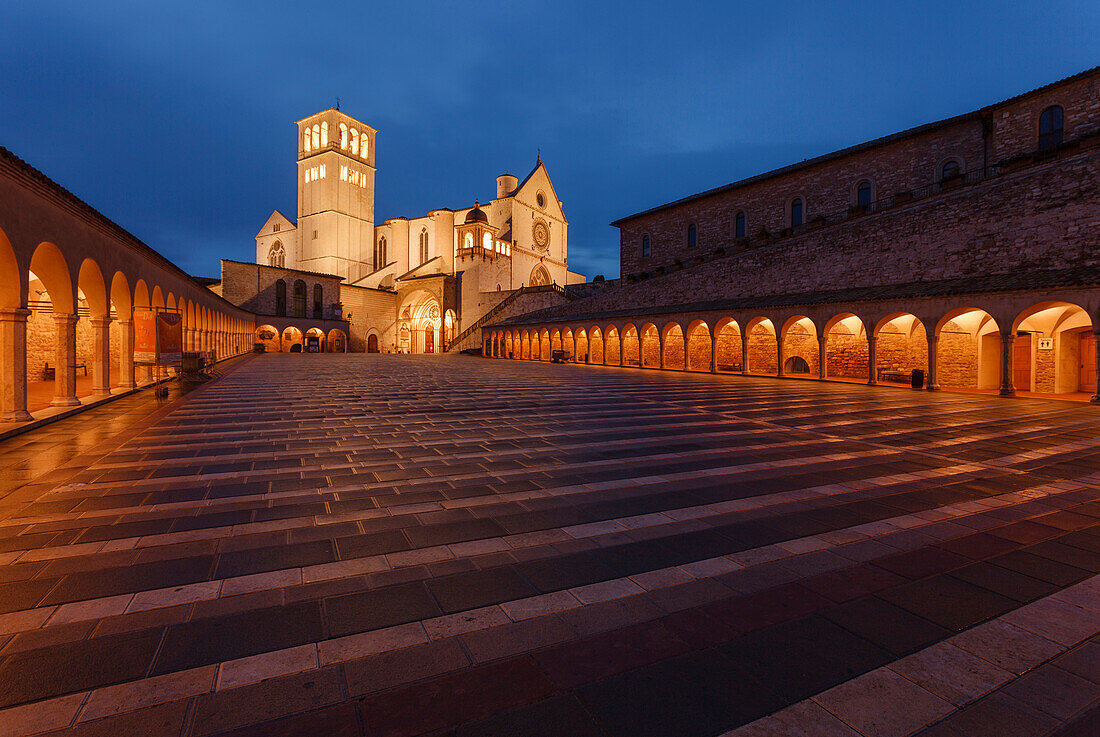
[714,318,742,372]
[1012,301,1093,395]
[28,243,78,406]
[0,228,26,419]
[574,328,588,363]
[77,259,108,317]
[530,264,551,287]
[621,324,639,367]
[366,332,380,353]
[562,328,575,360]
[30,242,74,314]
[589,326,604,365]
[550,328,562,356]
[305,326,326,352]
[745,317,778,375]
[0,225,21,309]
[661,321,685,370]
[281,326,303,352]
[151,285,165,309]
[685,319,711,372]
[520,330,530,359]
[823,312,868,380]
[605,325,621,366]
[539,329,551,360]
[255,324,279,352]
[640,322,660,368]
[780,315,819,376]
[874,313,929,386]
[934,307,1000,391]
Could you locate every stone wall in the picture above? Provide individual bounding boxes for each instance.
[618,70,1099,278]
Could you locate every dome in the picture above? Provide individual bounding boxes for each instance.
[465,201,489,224]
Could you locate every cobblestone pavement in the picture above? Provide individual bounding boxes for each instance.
[0,354,1097,737]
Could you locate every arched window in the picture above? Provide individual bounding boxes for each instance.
[734,211,746,239]
[339,122,348,150]
[856,181,872,207]
[483,233,492,251]
[350,128,359,156]
[311,124,320,150]
[268,241,285,268]
[642,235,650,257]
[275,279,286,316]
[303,131,311,152]
[941,159,961,180]
[464,232,473,251]
[292,280,306,317]
[1039,105,1064,151]
[687,223,697,248]
[419,229,429,264]
[313,284,323,319]
[790,198,803,227]
[320,121,328,146]
[374,236,387,269]
[360,133,369,159]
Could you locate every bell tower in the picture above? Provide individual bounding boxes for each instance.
[296,110,376,282]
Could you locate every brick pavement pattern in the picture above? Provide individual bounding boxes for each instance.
[0,354,1098,737]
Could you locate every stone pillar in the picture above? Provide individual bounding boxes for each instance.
[117,319,136,389]
[741,337,749,375]
[0,308,32,422]
[187,328,195,351]
[818,333,827,380]
[710,333,718,373]
[51,313,80,407]
[1091,330,1100,404]
[658,334,665,369]
[999,332,1016,397]
[867,335,878,385]
[926,333,940,391]
[777,337,785,377]
[90,316,112,397]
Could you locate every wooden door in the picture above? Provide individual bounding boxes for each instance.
[1080,334,1096,393]
[1013,334,1032,391]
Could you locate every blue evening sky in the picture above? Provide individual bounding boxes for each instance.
[0,1,1096,280]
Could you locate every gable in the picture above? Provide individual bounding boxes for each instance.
[256,210,297,239]
[513,161,565,222]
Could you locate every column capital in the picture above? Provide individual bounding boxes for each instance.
[89,315,113,328]
[0,308,31,321]
[51,312,79,326]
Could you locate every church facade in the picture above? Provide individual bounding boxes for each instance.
[241,109,585,353]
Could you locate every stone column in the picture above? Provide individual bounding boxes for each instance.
[117,319,136,389]
[926,333,940,391]
[51,313,80,407]
[777,337,785,377]
[741,337,749,375]
[710,333,718,373]
[818,333,827,380]
[1091,329,1100,404]
[999,332,1016,397]
[867,335,878,385]
[0,308,32,421]
[90,316,112,397]
[658,334,665,369]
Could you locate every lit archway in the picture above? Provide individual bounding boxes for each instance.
[685,320,711,372]
[874,313,928,386]
[714,318,742,372]
[589,327,604,365]
[780,316,819,376]
[1012,301,1093,395]
[934,308,1000,391]
[823,313,868,380]
[621,324,639,367]
[745,317,778,375]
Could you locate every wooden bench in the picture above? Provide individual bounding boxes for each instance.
[878,369,911,384]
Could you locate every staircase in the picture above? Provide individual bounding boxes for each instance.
[447,284,571,353]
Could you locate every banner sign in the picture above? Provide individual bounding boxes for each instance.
[157,312,183,364]
[134,309,157,364]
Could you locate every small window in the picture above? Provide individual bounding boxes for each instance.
[856,181,872,206]
[1038,105,1064,151]
[941,160,961,180]
[339,122,348,149]
[275,279,286,316]
[311,124,320,150]
[374,236,387,268]
[641,235,651,257]
[790,199,803,227]
[273,223,281,232]
[419,229,429,264]
[734,211,746,239]
[313,284,323,319]
[350,128,359,156]
[687,224,697,248]
[320,121,328,146]
[303,131,311,152]
[360,133,369,159]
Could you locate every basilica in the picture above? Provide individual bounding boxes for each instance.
[216,109,585,353]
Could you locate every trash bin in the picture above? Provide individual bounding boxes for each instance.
[911,369,925,389]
